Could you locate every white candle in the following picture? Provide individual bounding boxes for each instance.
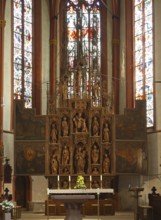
[69,175,71,181]
[58,175,60,182]
[100,175,102,181]
[90,176,92,181]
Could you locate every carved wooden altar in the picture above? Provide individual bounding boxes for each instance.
[46,98,115,190]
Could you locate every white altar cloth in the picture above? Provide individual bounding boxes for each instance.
[47,188,114,195]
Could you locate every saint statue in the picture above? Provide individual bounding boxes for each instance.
[103,153,110,174]
[61,116,68,136]
[92,167,99,174]
[73,112,87,132]
[50,122,57,143]
[62,180,69,189]
[50,154,58,174]
[93,81,100,99]
[92,116,99,136]
[75,146,86,174]
[103,123,110,142]
[91,144,99,164]
[62,145,70,166]
[4,159,12,183]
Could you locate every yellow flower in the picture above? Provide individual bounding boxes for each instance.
[74,175,87,189]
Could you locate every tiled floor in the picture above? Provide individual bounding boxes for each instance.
[21,211,134,220]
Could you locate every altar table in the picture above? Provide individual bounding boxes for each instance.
[50,194,94,220]
[47,188,114,219]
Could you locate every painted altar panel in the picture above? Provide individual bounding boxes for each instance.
[15,100,46,140]
[115,100,146,140]
[15,142,45,175]
[115,141,147,174]
[115,100,148,174]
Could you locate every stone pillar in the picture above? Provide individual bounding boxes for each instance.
[0,0,6,194]
[112,0,120,114]
[49,0,58,107]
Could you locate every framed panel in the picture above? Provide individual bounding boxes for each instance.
[15,142,45,175]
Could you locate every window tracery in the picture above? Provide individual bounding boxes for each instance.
[13,0,33,108]
[134,0,154,127]
[59,0,102,107]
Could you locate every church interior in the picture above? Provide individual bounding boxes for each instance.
[0,0,161,220]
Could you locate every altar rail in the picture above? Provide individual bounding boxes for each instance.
[45,199,115,216]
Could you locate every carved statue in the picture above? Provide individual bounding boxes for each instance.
[4,159,12,183]
[50,153,58,174]
[92,180,100,189]
[61,116,68,136]
[45,97,114,188]
[62,180,69,189]
[91,144,99,164]
[92,116,99,136]
[73,112,87,132]
[106,92,113,113]
[93,81,100,99]
[61,145,70,166]
[50,122,57,143]
[103,122,110,142]
[75,146,86,174]
[62,166,70,174]
[92,167,99,174]
[103,153,110,174]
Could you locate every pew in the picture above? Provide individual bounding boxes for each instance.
[148,191,161,220]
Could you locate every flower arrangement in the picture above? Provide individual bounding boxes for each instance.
[0,200,14,212]
[74,175,87,189]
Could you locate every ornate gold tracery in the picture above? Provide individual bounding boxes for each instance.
[57,0,102,108]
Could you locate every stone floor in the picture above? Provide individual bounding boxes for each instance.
[20,211,134,220]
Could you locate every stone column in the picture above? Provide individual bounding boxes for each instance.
[112,0,120,114]
[0,0,6,194]
[49,0,58,107]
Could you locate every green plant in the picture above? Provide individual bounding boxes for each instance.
[74,175,87,189]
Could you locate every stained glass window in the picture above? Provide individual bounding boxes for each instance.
[13,0,33,108]
[134,0,154,127]
[60,0,101,106]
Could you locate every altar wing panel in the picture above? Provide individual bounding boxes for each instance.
[114,100,148,174]
[14,142,45,175]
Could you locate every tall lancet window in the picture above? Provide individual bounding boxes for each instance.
[60,0,101,106]
[133,0,154,127]
[13,0,33,108]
